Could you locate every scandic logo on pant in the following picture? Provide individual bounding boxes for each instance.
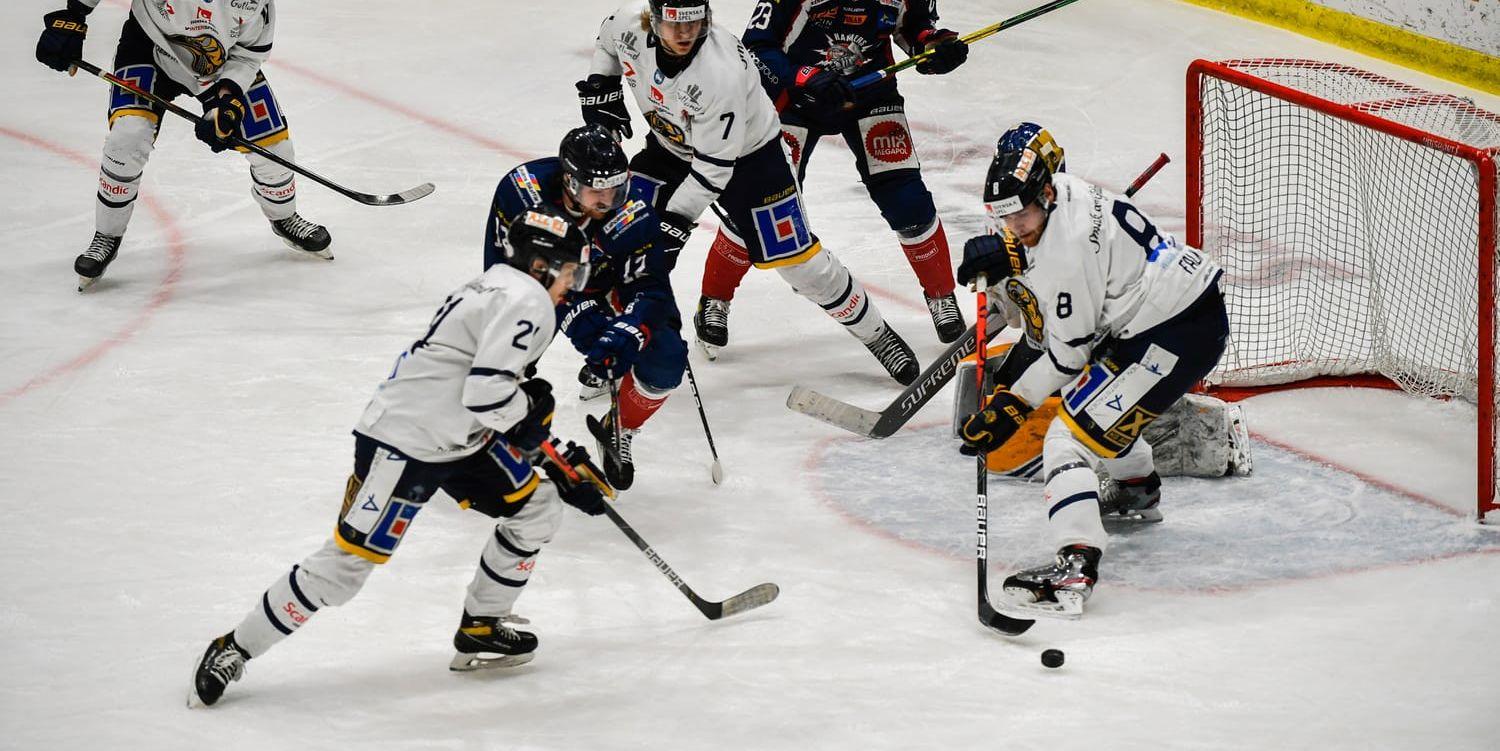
[865,121,913,164]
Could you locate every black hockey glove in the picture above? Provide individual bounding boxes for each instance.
[576,75,633,141]
[959,388,1032,455]
[657,212,696,269]
[586,319,648,381]
[195,80,249,153]
[793,65,855,122]
[956,234,1028,287]
[36,2,91,73]
[915,31,968,75]
[539,441,609,516]
[504,379,555,453]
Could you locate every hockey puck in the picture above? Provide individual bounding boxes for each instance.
[1040,649,1065,668]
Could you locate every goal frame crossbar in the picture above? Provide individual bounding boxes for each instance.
[1185,57,1497,521]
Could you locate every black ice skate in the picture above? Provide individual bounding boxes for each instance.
[74,232,122,291]
[187,632,249,708]
[925,292,965,343]
[449,612,538,671]
[577,365,609,401]
[862,324,920,385]
[586,412,636,490]
[1001,544,1101,620]
[271,214,333,259]
[1099,471,1163,524]
[693,295,730,360]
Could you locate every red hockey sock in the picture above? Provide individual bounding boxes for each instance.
[701,228,752,301]
[618,373,668,431]
[899,219,956,297]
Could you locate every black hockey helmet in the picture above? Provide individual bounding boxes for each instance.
[984,139,1054,219]
[649,0,712,40]
[505,206,591,292]
[559,124,631,212]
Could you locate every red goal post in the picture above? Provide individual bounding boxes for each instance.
[1185,58,1498,522]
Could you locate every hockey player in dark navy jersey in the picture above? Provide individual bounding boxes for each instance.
[485,125,686,491]
[692,0,971,354]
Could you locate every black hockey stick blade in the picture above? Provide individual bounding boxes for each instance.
[980,600,1035,636]
[786,323,983,438]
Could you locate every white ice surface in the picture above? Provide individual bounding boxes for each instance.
[3,1,1498,749]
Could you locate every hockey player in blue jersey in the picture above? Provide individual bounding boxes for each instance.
[485,125,687,491]
[691,0,972,354]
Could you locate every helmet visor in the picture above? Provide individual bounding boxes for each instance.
[564,169,630,213]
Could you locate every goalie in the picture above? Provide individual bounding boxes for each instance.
[954,124,1230,619]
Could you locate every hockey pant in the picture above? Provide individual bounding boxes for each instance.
[98,16,297,238]
[702,95,955,301]
[631,135,889,343]
[1040,284,1229,552]
[230,434,563,658]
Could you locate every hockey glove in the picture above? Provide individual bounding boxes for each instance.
[539,440,610,516]
[195,80,249,153]
[586,319,649,381]
[915,31,968,75]
[793,65,855,123]
[576,75,633,141]
[956,233,1028,286]
[36,2,91,73]
[504,379,555,453]
[959,388,1032,455]
[657,212,696,268]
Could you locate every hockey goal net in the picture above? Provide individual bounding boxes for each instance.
[1186,58,1498,521]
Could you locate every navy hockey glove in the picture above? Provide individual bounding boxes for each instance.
[793,65,854,122]
[539,441,609,516]
[959,388,1032,455]
[915,31,968,75]
[657,212,695,268]
[956,234,1028,286]
[195,80,249,153]
[586,318,648,381]
[36,2,91,72]
[505,379,555,453]
[576,75,633,141]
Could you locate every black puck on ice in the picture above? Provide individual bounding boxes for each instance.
[1040,649,1065,668]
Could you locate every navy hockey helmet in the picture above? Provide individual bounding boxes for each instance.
[505,206,591,292]
[984,139,1054,218]
[559,124,631,212]
[649,0,712,41]
[996,121,1066,176]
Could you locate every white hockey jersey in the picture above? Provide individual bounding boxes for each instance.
[589,1,782,221]
[79,0,275,96]
[1000,173,1222,407]
[354,265,558,463]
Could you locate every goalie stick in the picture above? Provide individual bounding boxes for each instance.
[786,153,1170,438]
[538,441,778,621]
[72,60,435,207]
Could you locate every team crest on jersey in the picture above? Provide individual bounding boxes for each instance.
[603,199,648,235]
[644,111,686,144]
[169,33,227,76]
[511,166,543,204]
[618,31,642,58]
[1004,278,1046,346]
[818,35,870,75]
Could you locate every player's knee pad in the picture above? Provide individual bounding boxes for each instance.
[865,169,936,232]
[296,537,378,607]
[497,486,564,551]
[775,248,846,304]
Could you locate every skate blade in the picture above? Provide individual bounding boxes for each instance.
[695,337,719,361]
[1104,507,1163,525]
[77,275,101,292]
[1000,588,1085,621]
[280,238,334,260]
[578,386,609,402]
[449,651,535,672]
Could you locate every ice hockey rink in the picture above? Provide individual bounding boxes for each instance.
[3,0,1498,748]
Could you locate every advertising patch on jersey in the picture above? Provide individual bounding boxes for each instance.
[1103,405,1159,451]
[858,115,918,174]
[511,166,543,204]
[602,199,648,235]
[1080,360,1164,430]
[1003,278,1045,346]
[108,65,158,120]
[752,193,814,263]
[649,86,665,104]
[644,111,687,145]
[239,75,288,144]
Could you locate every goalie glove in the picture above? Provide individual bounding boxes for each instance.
[959,388,1032,455]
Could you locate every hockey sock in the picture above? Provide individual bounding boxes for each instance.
[249,139,298,221]
[1041,419,1109,552]
[701,227,752,301]
[775,247,886,342]
[463,526,541,618]
[897,217,956,297]
[1101,439,1155,481]
[618,372,670,431]
[231,538,375,657]
[95,116,157,237]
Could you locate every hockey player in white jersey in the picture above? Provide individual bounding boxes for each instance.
[34,0,330,290]
[954,126,1229,619]
[577,0,921,383]
[187,208,610,708]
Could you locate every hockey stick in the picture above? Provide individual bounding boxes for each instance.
[849,0,1085,89]
[971,274,1036,636]
[71,60,435,207]
[538,441,779,621]
[683,360,725,484]
[785,153,1171,437]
